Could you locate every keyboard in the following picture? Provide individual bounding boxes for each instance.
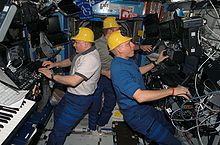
[0,5,17,42]
[0,99,36,145]
[4,60,42,90]
[0,82,28,107]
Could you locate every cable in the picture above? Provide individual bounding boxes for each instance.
[196,105,204,145]
[171,91,220,134]
[198,27,201,45]
[203,79,218,92]
[11,57,23,70]
[203,102,220,112]
[208,0,220,36]
[170,91,220,145]
[0,43,8,49]
[206,9,220,19]
[209,0,220,19]
[171,107,220,133]
[202,36,220,45]
[194,51,216,97]
[198,105,220,144]
[206,25,220,40]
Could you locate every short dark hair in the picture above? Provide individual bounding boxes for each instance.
[103,28,115,35]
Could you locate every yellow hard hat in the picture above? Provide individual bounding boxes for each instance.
[107,30,132,51]
[103,17,120,29]
[71,27,94,42]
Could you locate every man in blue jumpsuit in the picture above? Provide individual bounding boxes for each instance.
[89,17,153,131]
[38,27,101,145]
[88,17,120,131]
[108,30,191,145]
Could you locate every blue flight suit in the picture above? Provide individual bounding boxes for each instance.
[47,92,96,145]
[88,35,116,130]
[88,75,116,130]
[47,46,101,145]
[110,57,181,145]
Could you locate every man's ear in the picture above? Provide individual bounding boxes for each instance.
[85,41,91,48]
[107,28,113,34]
[116,46,123,54]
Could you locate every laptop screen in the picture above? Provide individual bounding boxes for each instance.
[0,69,18,89]
[45,15,70,46]
[58,0,81,15]
[0,0,9,11]
[47,16,61,34]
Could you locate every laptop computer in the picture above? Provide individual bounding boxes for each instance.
[0,68,18,89]
[57,0,81,16]
[0,60,42,90]
[45,15,69,46]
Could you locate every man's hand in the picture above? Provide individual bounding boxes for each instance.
[139,45,152,53]
[155,50,169,64]
[38,67,53,79]
[42,61,55,69]
[101,70,111,79]
[174,86,192,100]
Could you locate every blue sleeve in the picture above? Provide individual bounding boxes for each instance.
[112,67,140,99]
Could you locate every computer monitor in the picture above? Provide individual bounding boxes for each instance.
[0,1,17,42]
[0,42,27,68]
[0,0,9,11]
[47,16,61,34]
[45,16,69,46]
[143,14,160,38]
[58,0,81,16]
[0,44,8,67]
[159,20,177,41]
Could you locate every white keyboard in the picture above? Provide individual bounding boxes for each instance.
[0,82,28,107]
[0,99,36,145]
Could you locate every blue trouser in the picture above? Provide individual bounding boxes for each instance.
[47,92,96,145]
[123,105,181,145]
[88,76,116,130]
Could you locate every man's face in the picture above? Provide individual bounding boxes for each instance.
[74,40,86,53]
[119,40,135,58]
[112,27,120,32]
[110,27,120,34]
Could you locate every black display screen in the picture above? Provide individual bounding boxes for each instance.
[0,44,7,67]
[0,0,9,11]
[47,16,61,34]
[58,0,81,15]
